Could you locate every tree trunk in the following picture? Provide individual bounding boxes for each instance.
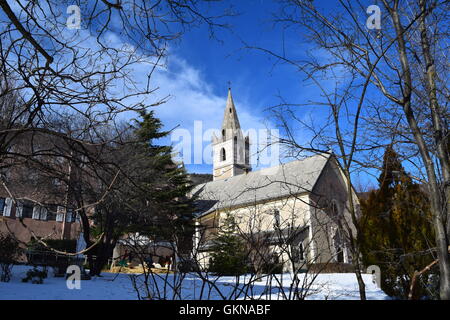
[417,0,450,299]
[90,241,116,276]
[390,4,450,299]
[342,167,367,300]
[354,260,367,300]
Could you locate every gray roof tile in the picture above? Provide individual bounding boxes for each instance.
[192,153,331,216]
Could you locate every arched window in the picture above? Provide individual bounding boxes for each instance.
[245,138,250,165]
[299,242,304,261]
[273,209,280,228]
[292,241,305,262]
[222,129,226,140]
[233,136,237,162]
[330,200,340,221]
[221,148,226,161]
[333,230,345,263]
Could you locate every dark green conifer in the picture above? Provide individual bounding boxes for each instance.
[360,146,436,298]
[209,213,249,276]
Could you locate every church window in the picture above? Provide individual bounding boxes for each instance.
[292,242,305,262]
[332,229,345,263]
[330,201,340,221]
[233,136,237,161]
[222,129,226,139]
[273,209,280,228]
[299,242,304,261]
[221,148,226,161]
[245,138,250,165]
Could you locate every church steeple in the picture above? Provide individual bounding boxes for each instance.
[221,89,241,133]
[212,88,251,181]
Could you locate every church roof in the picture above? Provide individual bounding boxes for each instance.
[221,89,241,131]
[191,152,332,216]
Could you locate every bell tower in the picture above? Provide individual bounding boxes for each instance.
[212,88,251,181]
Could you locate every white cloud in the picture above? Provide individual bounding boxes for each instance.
[126,53,277,172]
[4,0,278,173]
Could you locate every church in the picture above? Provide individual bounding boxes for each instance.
[191,89,359,272]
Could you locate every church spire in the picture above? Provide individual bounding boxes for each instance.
[212,88,251,181]
[221,88,241,132]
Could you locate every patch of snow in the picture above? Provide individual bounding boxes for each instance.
[0,265,389,300]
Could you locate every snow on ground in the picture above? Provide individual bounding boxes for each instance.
[0,265,389,300]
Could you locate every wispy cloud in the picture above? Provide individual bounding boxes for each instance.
[129,54,277,173]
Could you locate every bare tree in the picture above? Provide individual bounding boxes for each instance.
[0,0,230,266]
[243,0,449,299]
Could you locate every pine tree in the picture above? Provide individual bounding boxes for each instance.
[359,146,436,298]
[209,213,249,276]
[128,110,195,241]
[88,110,195,275]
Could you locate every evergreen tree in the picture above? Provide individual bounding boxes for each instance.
[88,110,194,275]
[359,146,436,299]
[209,213,249,276]
[126,110,195,240]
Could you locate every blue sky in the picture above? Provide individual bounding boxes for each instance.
[150,0,328,174]
[3,0,382,189]
[144,0,387,190]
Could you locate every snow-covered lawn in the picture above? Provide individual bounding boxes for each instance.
[0,265,389,300]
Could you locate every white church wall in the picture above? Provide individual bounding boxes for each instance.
[220,194,312,235]
[309,157,359,264]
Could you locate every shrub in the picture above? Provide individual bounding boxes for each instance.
[0,233,22,282]
[26,239,77,274]
[260,262,284,275]
[22,267,48,284]
[359,147,436,299]
[208,234,250,276]
[208,214,249,276]
[177,258,200,273]
[209,251,249,276]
